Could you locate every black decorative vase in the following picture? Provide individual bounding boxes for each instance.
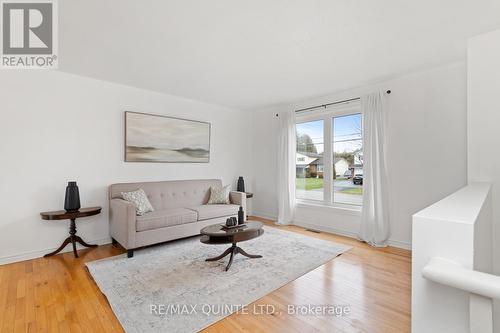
[237,176,245,192]
[64,181,81,212]
[238,206,244,224]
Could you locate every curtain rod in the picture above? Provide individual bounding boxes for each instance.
[295,97,360,113]
[275,90,391,117]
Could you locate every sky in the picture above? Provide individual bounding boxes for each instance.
[296,114,362,154]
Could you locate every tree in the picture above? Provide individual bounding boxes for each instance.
[335,152,354,166]
[296,133,317,154]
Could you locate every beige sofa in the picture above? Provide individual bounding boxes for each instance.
[109,179,246,257]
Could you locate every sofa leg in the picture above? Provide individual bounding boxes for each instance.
[111,238,117,246]
[127,249,134,258]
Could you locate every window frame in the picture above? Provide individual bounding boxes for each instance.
[295,100,362,209]
[295,118,325,202]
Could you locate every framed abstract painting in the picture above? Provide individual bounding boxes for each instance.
[125,111,211,163]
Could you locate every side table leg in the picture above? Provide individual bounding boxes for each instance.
[71,236,78,258]
[74,236,97,248]
[43,237,71,257]
[69,219,79,258]
[43,216,99,258]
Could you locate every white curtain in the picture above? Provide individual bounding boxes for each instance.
[277,110,296,225]
[359,92,390,247]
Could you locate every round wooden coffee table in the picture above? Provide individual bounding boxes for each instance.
[200,221,264,271]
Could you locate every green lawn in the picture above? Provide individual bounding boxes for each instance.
[296,177,324,190]
[296,177,363,196]
[338,187,363,195]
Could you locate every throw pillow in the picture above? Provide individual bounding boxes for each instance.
[121,189,154,216]
[207,185,231,204]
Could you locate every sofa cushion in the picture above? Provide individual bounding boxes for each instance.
[121,188,154,216]
[207,185,231,204]
[136,208,198,232]
[189,204,239,221]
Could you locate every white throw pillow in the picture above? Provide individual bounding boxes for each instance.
[121,189,154,216]
[207,185,231,204]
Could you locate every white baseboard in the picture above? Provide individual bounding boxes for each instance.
[292,220,412,250]
[293,220,358,238]
[0,237,112,266]
[250,211,277,221]
[386,239,412,250]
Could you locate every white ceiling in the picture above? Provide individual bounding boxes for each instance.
[59,0,500,110]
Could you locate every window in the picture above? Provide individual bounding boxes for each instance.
[295,102,363,207]
[333,114,363,206]
[296,120,324,201]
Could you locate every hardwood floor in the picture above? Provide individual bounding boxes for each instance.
[0,217,411,333]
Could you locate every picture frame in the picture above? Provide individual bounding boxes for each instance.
[124,111,211,163]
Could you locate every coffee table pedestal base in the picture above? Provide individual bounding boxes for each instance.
[206,243,262,271]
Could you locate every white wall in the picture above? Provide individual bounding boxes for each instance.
[412,183,492,333]
[251,63,468,248]
[468,28,500,332]
[0,70,253,264]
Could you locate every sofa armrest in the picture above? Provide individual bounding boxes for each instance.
[230,191,247,221]
[109,198,137,249]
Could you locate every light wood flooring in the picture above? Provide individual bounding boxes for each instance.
[0,217,411,333]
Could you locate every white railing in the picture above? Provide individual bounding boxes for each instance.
[422,256,500,333]
[423,257,500,300]
[412,183,498,333]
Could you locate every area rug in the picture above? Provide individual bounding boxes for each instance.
[86,226,351,333]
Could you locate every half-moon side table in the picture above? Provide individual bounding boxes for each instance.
[40,207,101,258]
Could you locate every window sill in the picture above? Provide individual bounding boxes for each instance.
[295,200,362,216]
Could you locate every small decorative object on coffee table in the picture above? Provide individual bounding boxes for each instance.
[40,207,101,258]
[200,221,264,271]
[225,217,237,227]
[238,206,244,224]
